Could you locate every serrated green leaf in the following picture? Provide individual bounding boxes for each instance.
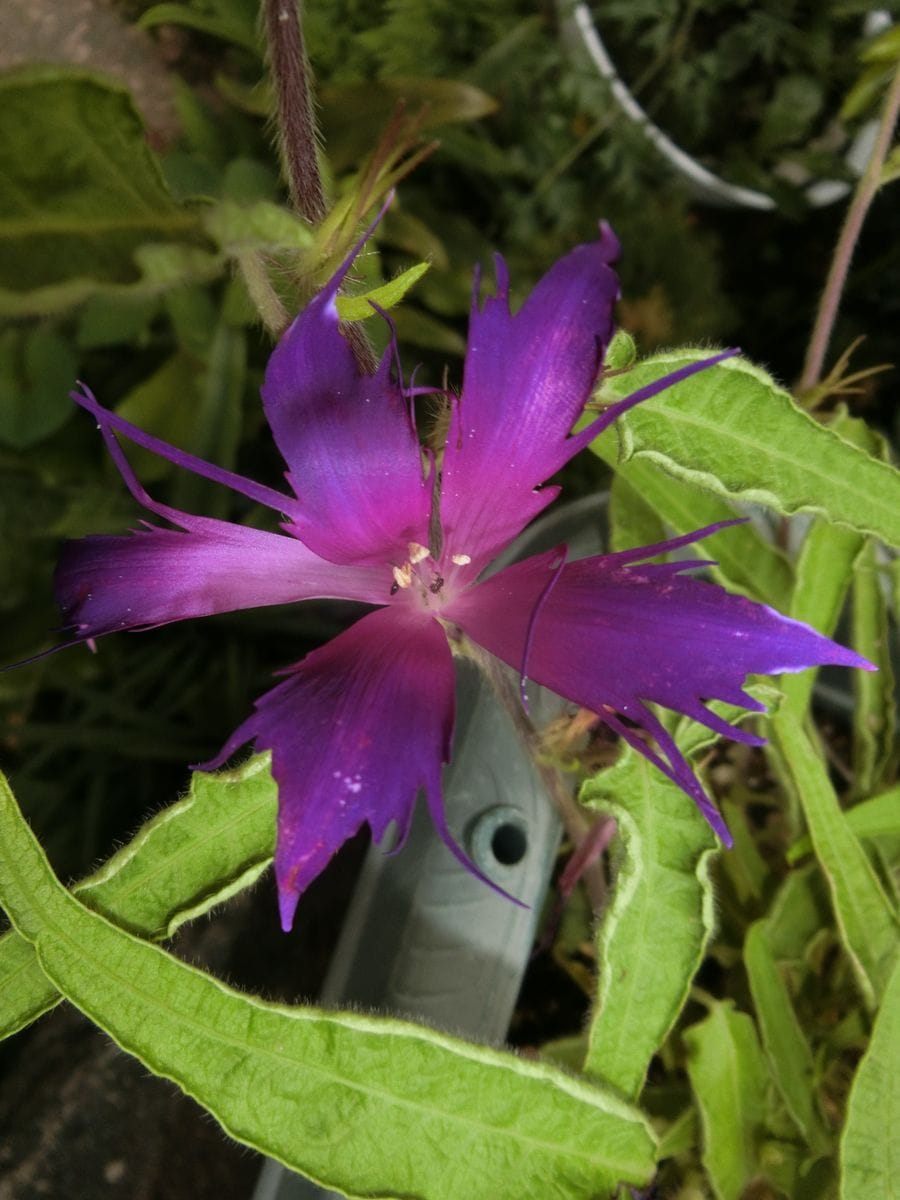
[685,1002,773,1200]
[335,261,431,320]
[770,711,898,1008]
[581,746,718,1099]
[592,352,900,548]
[590,442,793,608]
[0,757,276,1041]
[787,785,900,864]
[0,771,656,1199]
[0,68,201,314]
[744,922,829,1150]
[840,954,900,1200]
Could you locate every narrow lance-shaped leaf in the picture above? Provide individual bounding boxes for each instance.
[744,921,830,1152]
[770,711,899,1008]
[0,757,277,1040]
[0,771,656,1200]
[787,785,900,864]
[684,1001,774,1200]
[840,953,900,1200]
[852,538,897,795]
[778,514,862,719]
[593,351,900,548]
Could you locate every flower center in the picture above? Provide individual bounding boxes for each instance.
[388,542,470,611]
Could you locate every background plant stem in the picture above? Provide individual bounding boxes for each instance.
[799,63,900,392]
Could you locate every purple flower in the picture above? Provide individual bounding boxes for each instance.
[56,225,871,930]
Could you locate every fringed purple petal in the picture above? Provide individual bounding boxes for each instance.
[56,512,388,638]
[73,385,298,518]
[439,225,621,569]
[201,608,461,931]
[261,255,431,567]
[446,537,873,838]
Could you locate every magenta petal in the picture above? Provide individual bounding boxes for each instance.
[446,541,873,836]
[203,608,457,931]
[56,511,388,638]
[261,266,431,567]
[439,226,620,569]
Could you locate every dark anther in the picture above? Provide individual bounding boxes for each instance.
[390,582,400,596]
[428,575,444,594]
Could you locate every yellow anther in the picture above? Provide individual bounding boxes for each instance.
[450,553,472,566]
[408,542,430,564]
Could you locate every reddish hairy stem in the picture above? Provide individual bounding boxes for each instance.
[262,0,327,224]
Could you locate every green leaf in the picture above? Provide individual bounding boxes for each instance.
[684,1002,773,1200]
[202,199,315,254]
[840,954,900,1200]
[171,321,246,518]
[608,471,667,555]
[581,746,718,1099]
[787,786,900,865]
[744,922,829,1150]
[590,442,793,609]
[0,68,201,314]
[592,352,900,548]
[0,757,277,1041]
[138,2,260,53]
[114,354,204,482]
[0,771,656,1199]
[336,262,431,321]
[778,515,863,719]
[763,864,831,963]
[770,711,898,1008]
[851,539,897,794]
[0,327,78,449]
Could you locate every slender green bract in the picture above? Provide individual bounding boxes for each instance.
[0,772,655,1200]
[592,352,900,548]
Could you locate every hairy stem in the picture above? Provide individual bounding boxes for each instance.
[262,0,327,224]
[799,62,900,393]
